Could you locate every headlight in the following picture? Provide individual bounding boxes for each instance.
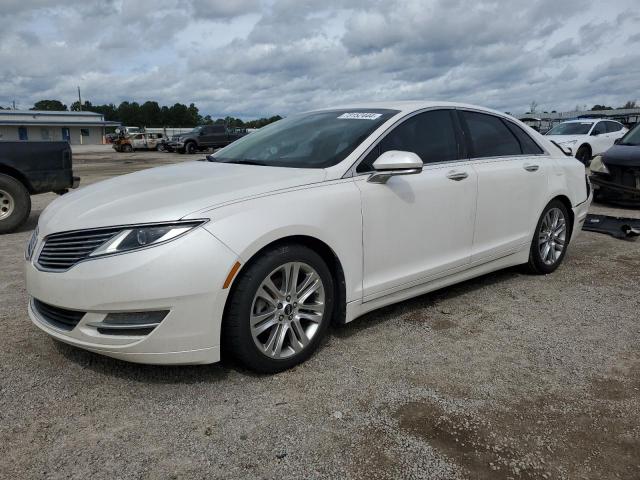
[25,227,39,261]
[559,140,577,146]
[89,221,206,258]
[589,155,609,174]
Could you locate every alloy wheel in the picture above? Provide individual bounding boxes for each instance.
[538,207,566,265]
[0,189,15,220]
[250,262,325,359]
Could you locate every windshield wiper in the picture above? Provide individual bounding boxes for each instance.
[204,156,272,166]
[223,159,271,166]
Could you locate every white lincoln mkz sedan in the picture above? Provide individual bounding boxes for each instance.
[26,102,592,373]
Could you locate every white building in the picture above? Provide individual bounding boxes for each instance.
[0,110,120,145]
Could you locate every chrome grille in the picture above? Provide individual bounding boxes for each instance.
[37,227,122,271]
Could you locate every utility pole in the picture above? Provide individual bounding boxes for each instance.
[12,100,15,110]
[78,86,83,145]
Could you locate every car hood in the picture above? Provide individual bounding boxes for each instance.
[38,161,327,235]
[602,144,640,167]
[545,135,588,144]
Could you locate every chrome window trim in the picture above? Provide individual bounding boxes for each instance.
[344,106,550,177]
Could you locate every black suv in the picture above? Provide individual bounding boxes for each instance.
[170,125,248,154]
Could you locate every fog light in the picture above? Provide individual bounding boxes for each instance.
[103,310,169,325]
[86,310,169,336]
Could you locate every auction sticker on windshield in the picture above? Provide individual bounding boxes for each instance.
[337,112,383,120]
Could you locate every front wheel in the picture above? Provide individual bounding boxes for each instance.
[526,200,571,274]
[185,142,197,154]
[223,244,334,373]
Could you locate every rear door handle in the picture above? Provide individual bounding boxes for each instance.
[524,164,539,172]
[446,171,469,181]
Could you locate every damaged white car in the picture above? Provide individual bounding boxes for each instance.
[25,102,592,373]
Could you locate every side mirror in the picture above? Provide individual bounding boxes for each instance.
[368,150,423,184]
[591,131,601,136]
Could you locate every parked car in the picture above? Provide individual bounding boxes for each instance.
[25,102,591,373]
[545,119,627,163]
[0,141,79,233]
[113,132,166,152]
[589,123,640,205]
[169,125,248,154]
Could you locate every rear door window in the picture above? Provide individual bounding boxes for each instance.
[504,121,544,154]
[461,111,521,158]
[356,109,460,173]
[605,121,623,133]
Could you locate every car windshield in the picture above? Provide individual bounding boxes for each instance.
[210,109,398,168]
[619,124,640,146]
[546,122,593,135]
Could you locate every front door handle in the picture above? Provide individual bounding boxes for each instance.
[446,171,468,181]
[524,164,539,172]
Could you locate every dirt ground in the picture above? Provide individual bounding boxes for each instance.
[1,149,639,480]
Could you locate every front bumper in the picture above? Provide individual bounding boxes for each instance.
[590,174,640,205]
[25,227,238,365]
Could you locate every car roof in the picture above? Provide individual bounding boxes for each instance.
[560,118,619,124]
[311,101,510,118]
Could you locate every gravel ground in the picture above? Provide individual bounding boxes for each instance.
[1,150,639,480]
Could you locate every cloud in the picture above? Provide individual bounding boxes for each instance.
[0,0,639,116]
[191,0,261,20]
[548,39,580,59]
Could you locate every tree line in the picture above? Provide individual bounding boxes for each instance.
[526,99,637,114]
[6,99,282,129]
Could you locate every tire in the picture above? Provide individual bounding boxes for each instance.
[575,145,591,164]
[222,243,334,373]
[122,144,133,153]
[525,199,571,275]
[185,142,197,154]
[0,174,31,234]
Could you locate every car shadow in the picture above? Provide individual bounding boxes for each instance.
[52,340,234,384]
[332,267,522,339]
[51,267,522,380]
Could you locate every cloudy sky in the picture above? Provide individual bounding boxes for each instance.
[1,0,639,118]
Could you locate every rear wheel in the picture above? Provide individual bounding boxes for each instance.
[575,145,591,164]
[223,244,334,373]
[526,200,571,274]
[0,174,31,234]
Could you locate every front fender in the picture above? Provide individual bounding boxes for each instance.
[195,179,364,303]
